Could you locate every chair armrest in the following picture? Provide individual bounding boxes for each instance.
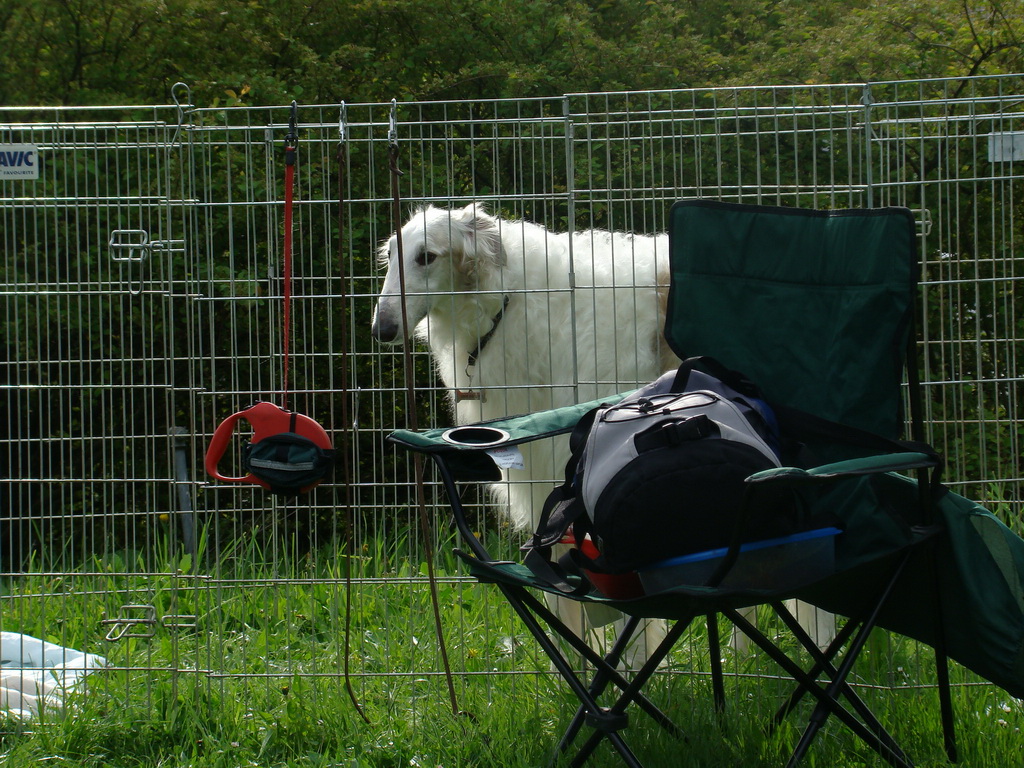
[387,392,633,482]
[745,451,940,487]
[387,391,632,455]
[701,451,941,588]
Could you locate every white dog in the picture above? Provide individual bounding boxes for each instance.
[372,202,675,662]
[371,202,834,662]
[371,203,679,524]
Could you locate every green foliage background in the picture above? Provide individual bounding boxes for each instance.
[1,0,1022,107]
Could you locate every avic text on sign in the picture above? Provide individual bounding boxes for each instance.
[0,145,40,180]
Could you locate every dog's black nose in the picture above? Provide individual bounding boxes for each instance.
[371,315,399,343]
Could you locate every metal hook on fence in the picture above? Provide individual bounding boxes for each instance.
[171,81,193,107]
[170,82,193,145]
[101,604,158,642]
[286,100,299,145]
[108,229,185,296]
[388,98,399,147]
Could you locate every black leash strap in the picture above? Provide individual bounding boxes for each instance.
[336,105,371,725]
[387,103,464,721]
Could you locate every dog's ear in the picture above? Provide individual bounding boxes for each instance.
[454,202,506,269]
[376,234,395,269]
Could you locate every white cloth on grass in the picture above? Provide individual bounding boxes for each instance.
[1,632,106,720]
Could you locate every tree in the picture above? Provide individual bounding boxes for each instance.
[2,0,1021,108]
[727,0,1024,85]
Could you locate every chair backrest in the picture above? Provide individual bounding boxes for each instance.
[666,199,919,443]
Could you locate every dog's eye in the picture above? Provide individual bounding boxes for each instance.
[415,250,439,267]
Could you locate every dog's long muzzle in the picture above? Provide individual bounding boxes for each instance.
[370,315,399,344]
[370,300,406,344]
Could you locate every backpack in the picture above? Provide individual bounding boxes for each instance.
[525,357,809,591]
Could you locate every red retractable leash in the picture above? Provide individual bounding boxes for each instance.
[205,102,334,497]
[204,401,333,493]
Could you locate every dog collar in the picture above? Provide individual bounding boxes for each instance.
[466,294,511,373]
[457,295,511,402]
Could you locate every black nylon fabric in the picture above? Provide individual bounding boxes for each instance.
[243,432,335,496]
[591,440,793,572]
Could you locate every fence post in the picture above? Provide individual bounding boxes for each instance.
[861,83,876,208]
[172,427,198,567]
[563,95,582,403]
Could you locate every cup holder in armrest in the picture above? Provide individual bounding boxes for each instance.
[441,426,511,448]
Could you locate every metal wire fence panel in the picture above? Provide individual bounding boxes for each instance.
[1,102,194,712]
[566,85,871,212]
[2,75,1023,721]
[863,76,1024,512]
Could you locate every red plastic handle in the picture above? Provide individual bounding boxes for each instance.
[204,401,333,488]
[205,408,262,486]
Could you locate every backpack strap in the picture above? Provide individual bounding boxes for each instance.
[772,402,940,465]
[633,413,719,453]
[522,492,593,596]
[521,406,602,595]
[528,404,602,545]
[671,355,760,398]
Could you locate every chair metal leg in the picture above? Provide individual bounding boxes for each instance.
[706,613,726,712]
[935,648,958,763]
[518,589,687,736]
[498,588,644,768]
[556,615,645,759]
[770,614,859,728]
[727,606,913,768]
[566,618,695,767]
[783,608,911,768]
[770,600,907,762]
[569,728,644,768]
[726,556,921,768]
[586,618,692,739]
[924,537,958,763]
[502,584,690,766]
[782,553,916,767]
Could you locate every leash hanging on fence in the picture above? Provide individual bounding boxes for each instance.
[205,101,335,497]
[387,101,467,722]
[335,104,372,724]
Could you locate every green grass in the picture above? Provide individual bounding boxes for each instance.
[2,529,1022,767]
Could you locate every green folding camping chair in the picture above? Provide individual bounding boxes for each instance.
[389,200,1024,767]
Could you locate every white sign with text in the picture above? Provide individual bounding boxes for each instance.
[0,145,40,179]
